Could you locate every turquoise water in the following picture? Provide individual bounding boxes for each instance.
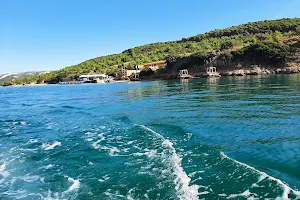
[0,75,300,199]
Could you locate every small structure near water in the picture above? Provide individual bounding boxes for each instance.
[79,74,114,83]
[129,73,140,81]
[116,66,140,80]
[59,80,84,85]
[204,67,221,78]
[59,74,114,84]
[179,69,193,79]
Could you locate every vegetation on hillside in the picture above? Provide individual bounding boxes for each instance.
[2,18,300,86]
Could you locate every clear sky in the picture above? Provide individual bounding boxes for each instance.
[0,0,299,73]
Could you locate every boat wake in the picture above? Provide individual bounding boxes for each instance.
[221,152,300,199]
[136,125,199,200]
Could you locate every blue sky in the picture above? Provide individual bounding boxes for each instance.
[0,0,299,73]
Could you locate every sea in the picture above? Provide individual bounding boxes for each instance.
[0,74,300,200]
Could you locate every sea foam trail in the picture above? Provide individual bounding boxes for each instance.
[136,125,199,200]
[220,152,300,199]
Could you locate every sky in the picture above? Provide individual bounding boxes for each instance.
[0,0,300,73]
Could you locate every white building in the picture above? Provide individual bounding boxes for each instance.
[79,74,110,83]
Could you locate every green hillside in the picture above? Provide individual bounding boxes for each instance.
[2,18,300,86]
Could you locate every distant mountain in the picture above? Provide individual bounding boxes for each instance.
[0,71,52,83]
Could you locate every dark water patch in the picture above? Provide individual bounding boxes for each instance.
[255,136,300,145]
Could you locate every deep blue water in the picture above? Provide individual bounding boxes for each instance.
[0,75,300,199]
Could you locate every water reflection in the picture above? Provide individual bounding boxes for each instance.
[180,79,190,92]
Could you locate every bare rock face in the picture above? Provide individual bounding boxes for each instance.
[275,67,300,74]
[232,69,245,76]
[252,66,262,74]
[245,69,258,75]
[197,64,300,78]
[288,67,299,73]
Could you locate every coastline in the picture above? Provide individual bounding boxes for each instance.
[143,66,300,80]
[2,68,300,88]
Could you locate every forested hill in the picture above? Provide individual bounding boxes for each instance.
[2,18,300,86]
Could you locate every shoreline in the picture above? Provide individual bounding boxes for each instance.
[1,72,300,88]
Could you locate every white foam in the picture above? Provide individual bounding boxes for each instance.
[88,161,94,166]
[28,139,38,144]
[98,133,105,140]
[43,164,54,169]
[136,125,199,200]
[104,189,126,199]
[23,175,40,182]
[220,152,300,199]
[98,175,110,182]
[127,188,135,200]
[91,133,105,149]
[109,147,121,156]
[64,177,80,193]
[92,140,101,149]
[127,141,134,145]
[133,150,157,158]
[198,191,209,195]
[42,141,61,151]
[227,189,253,199]
[0,161,10,180]
[2,189,27,199]
[0,162,7,172]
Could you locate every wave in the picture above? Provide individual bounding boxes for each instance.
[42,141,61,151]
[40,177,80,200]
[22,174,40,183]
[64,177,80,193]
[41,164,54,169]
[220,152,300,199]
[136,125,199,200]
[12,121,27,126]
[0,161,10,184]
[91,133,105,149]
[98,175,110,182]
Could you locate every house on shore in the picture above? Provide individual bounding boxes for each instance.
[116,66,140,80]
[115,61,166,80]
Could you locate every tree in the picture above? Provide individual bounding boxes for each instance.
[166,54,179,65]
[272,31,283,43]
[220,41,234,50]
[250,36,257,44]
[296,26,300,35]
[233,41,291,65]
[255,33,268,41]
